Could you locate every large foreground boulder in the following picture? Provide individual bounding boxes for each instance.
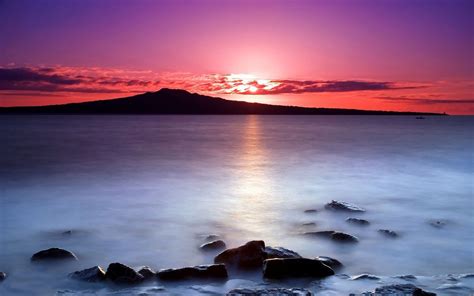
[158,264,228,280]
[315,256,343,269]
[105,262,144,284]
[325,200,365,212]
[69,266,105,282]
[263,258,334,279]
[31,248,78,261]
[304,231,359,243]
[227,288,313,295]
[214,240,266,268]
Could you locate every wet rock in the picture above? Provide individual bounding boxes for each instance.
[62,230,73,235]
[346,217,370,225]
[214,240,266,268]
[369,284,436,296]
[227,288,313,295]
[459,273,474,279]
[200,240,226,251]
[302,222,316,226]
[304,209,318,213]
[378,229,398,238]
[325,200,365,212]
[0,272,6,281]
[137,266,156,280]
[105,262,144,284]
[429,220,447,229]
[31,248,78,261]
[395,274,417,280]
[205,234,220,241]
[157,264,228,280]
[351,274,380,280]
[315,256,343,269]
[263,258,335,279]
[304,231,359,243]
[265,246,301,259]
[69,266,105,282]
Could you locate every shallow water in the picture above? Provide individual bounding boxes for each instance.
[0,115,473,295]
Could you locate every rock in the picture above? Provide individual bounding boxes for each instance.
[346,217,370,225]
[395,274,417,280]
[0,272,6,281]
[325,200,365,212]
[69,266,105,282]
[264,246,301,259]
[302,222,316,226]
[31,248,78,261]
[200,240,226,251]
[62,230,73,235]
[351,274,380,280]
[371,284,436,296]
[378,229,398,238]
[263,258,335,279]
[304,209,318,213]
[429,220,447,228]
[105,262,144,284]
[214,240,266,268]
[315,256,343,269]
[304,231,358,243]
[157,264,227,280]
[137,266,156,280]
[227,288,313,295]
[205,234,220,241]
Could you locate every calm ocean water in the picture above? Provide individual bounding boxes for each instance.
[0,115,473,295]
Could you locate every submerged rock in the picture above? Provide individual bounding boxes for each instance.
[304,209,318,213]
[31,248,78,261]
[304,231,359,243]
[365,284,436,296]
[263,258,334,279]
[227,288,313,295]
[204,234,220,241]
[0,272,6,281]
[265,246,301,259]
[157,264,228,280]
[378,229,398,238]
[69,266,105,282]
[214,240,266,268]
[200,240,226,251]
[325,200,365,212]
[351,274,380,280]
[137,266,156,280]
[105,262,144,284]
[315,256,343,269]
[429,220,448,229]
[395,274,417,280]
[346,217,370,225]
[302,222,316,226]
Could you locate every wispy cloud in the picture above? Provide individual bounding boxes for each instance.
[376,96,474,105]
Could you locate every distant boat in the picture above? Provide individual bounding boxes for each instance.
[416,116,425,119]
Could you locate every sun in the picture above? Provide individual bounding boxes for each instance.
[249,85,258,93]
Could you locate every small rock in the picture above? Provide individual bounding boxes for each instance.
[315,256,343,269]
[62,230,73,235]
[372,284,436,296]
[351,274,380,280]
[69,266,105,282]
[105,262,144,284]
[205,234,220,241]
[157,264,228,280]
[31,248,78,261]
[346,217,370,225]
[304,209,318,213]
[137,266,156,280]
[378,229,398,238]
[227,288,313,296]
[0,272,6,281]
[263,258,335,279]
[395,274,417,280]
[265,246,301,259]
[200,240,226,251]
[429,220,447,229]
[304,231,358,243]
[214,240,266,268]
[325,200,365,212]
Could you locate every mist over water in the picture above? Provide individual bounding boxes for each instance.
[0,115,473,295]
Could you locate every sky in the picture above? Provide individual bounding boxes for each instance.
[0,0,473,114]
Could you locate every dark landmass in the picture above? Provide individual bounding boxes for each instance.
[0,88,445,115]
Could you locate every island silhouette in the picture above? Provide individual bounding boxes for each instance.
[0,88,444,115]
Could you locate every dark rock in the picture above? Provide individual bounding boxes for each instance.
[302,222,316,226]
[315,256,343,269]
[214,240,266,268]
[62,230,73,235]
[69,266,105,282]
[378,229,398,238]
[395,274,417,280]
[157,264,227,280]
[304,231,358,243]
[372,284,436,296]
[429,220,447,228]
[304,209,318,213]
[204,234,220,241]
[325,200,365,212]
[137,266,156,280]
[31,248,78,261]
[265,246,301,259]
[351,274,380,280]
[263,258,335,279]
[105,262,144,284]
[227,288,313,295]
[200,240,226,251]
[0,272,6,281]
[346,217,370,225]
